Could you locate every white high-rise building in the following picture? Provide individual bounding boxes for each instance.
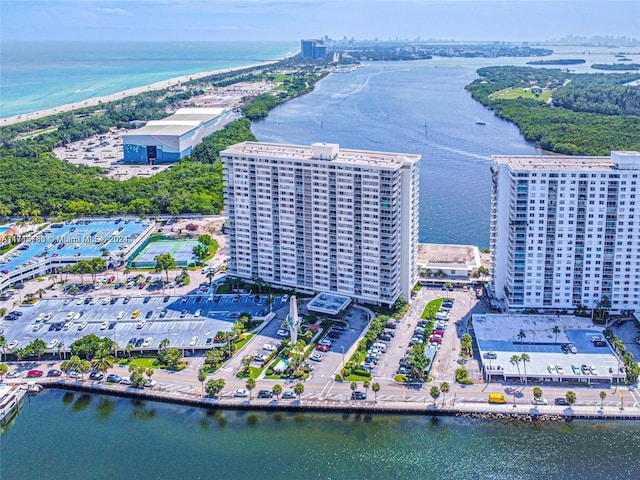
[221,142,420,306]
[491,151,640,313]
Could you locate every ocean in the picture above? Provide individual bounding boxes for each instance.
[2,390,639,480]
[0,41,298,119]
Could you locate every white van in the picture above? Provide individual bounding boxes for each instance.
[436,312,449,321]
[372,342,387,353]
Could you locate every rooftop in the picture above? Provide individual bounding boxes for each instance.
[307,292,352,315]
[493,150,640,172]
[417,243,478,266]
[123,107,228,137]
[221,142,421,169]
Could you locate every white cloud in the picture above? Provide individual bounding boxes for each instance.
[97,7,128,15]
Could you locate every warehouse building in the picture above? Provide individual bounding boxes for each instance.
[122,107,232,163]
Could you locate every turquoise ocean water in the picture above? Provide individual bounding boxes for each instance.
[0,41,298,118]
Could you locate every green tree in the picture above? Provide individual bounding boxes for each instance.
[0,335,6,362]
[0,363,8,380]
[520,353,530,384]
[293,381,305,400]
[197,369,207,397]
[205,378,225,398]
[27,338,47,360]
[91,350,114,377]
[510,355,521,382]
[565,390,577,407]
[245,377,256,400]
[440,382,450,406]
[430,385,441,405]
[599,390,607,409]
[553,325,561,343]
[372,382,381,403]
[350,381,358,396]
[155,253,177,284]
[272,383,283,400]
[193,243,209,265]
[406,343,430,380]
[533,386,543,400]
[517,329,526,344]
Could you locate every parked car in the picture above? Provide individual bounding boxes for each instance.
[47,369,62,377]
[310,352,323,362]
[281,391,297,399]
[316,344,329,352]
[234,389,249,398]
[106,374,121,383]
[257,390,273,399]
[531,397,548,405]
[276,329,289,337]
[554,397,569,406]
[262,343,277,352]
[351,391,367,401]
[89,371,104,381]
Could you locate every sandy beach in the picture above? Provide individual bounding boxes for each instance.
[0,60,279,127]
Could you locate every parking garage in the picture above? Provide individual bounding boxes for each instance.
[0,293,285,354]
[472,313,626,385]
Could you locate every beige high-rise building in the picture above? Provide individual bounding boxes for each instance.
[221,142,420,306]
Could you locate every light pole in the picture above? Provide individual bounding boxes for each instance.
[341,346,345,370]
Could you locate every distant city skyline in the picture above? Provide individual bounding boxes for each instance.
[2,0,639,43]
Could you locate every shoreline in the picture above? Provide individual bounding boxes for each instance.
[0,59,283,127]
[30,381,640,422]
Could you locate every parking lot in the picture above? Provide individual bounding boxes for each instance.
[0,293,285,352]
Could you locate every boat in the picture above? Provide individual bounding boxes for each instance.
[0,383,28,427]
[476,121,486,126]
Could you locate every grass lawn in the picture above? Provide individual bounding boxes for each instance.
[249,366,262,379]
[394,374,407,383]
[421,298,443,319]
[117,357,160,369]
[345,373,372,382]
[489,87,552,101]
[234,333,255,351]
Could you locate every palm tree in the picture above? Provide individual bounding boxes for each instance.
[205,378,225,398]
[520,353,530,384]
[517,329,526,344]
[372,382,381,403]
[363,380,370,399]
[245,377,256,399]
[36,288,46,299]
[440,382,450,406]
[599,391,607,409]
[272,384,283,400]
[0,363,8,380]
[350,381,358,399]
[510,355,521,382]
[293,382,305,400]
[91,351,114,378]
[125,344,134,359]
[197,369,207,397]
[553,325,561,343]
[565,390,577,408]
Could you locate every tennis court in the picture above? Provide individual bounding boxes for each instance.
[129,239,199,268]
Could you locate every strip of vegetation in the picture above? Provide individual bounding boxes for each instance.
[465,66,640,155]
[526,59,586,65]
[591,63,640,71]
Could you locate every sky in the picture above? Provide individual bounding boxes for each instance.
[1,0,639,43]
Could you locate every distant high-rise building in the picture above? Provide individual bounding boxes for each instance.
[221,142,420,306]
[301,39,327,60]
[491,151,640,313]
